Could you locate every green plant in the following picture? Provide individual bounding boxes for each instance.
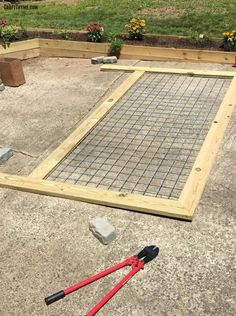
[190,32,211,43]
[87,23,104,42]
[0,20,19,49]
[108,33,124,58]
[61,30,72,40]
[126,17,145,40]
[222,30,236,51]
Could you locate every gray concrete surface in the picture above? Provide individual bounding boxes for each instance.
[0,58,235,316]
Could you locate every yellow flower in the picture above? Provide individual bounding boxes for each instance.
[223,32,229,36]
[130,18,137,23]
[139,20,145,26]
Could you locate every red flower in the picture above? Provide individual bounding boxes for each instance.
[87,23,102,32]
[0,20,7,28]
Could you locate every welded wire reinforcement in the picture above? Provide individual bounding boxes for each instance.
[48,73,231,200]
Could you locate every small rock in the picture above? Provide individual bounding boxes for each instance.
[89,217,117,245]
[103,56,117,64]
[91,56,105,64]
[0,148,13,163]
[0,83,5,92]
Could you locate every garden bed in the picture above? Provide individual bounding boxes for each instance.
[17,30,225,51]
[0,30,236,64]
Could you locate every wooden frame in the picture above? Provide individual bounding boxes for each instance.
[0,66,235,220]
[1,38,236,64]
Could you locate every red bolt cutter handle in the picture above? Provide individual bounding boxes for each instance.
[45,256,137,306]
[45,246,159,315]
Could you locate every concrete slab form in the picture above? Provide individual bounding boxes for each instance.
[48,73,231,200]
[0,66,235,220]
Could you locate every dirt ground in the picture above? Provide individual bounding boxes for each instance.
[0,57,235,316]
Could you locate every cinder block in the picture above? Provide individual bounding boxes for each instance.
[91,56,105,64]
[0,148,13,163]
[103,56,118,64]
[0,58,25,87]
[89,217,117,245]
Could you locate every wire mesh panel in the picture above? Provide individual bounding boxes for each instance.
[48,73,231,200]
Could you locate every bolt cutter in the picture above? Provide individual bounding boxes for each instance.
[45,245,159,315]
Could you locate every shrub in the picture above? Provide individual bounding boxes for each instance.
[222,30,236,51]
[0,20,19,49]
[87,23,104,42]
[108,33,124,58]
[126,17,145,40]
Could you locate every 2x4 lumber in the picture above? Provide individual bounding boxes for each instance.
[39,39,108,59]
[39,39,108,52]
[30,71,144,179]
[0,39,40,60]
[180,76,236,215]
[40,48,105,59]
[0,173,190,219]
[0,48,40,60]
[120,45,236,64]
[0,39,39,54]
[101,65,236,77]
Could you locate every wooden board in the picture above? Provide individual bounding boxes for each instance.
[0,173,188,219]
[179,76,236,215]
[0,39,39,54]
[0,48,40,60]
[101,64,236,77]
[39,39,108,58]
[120,45,236,64]
[39,39,106,51]
[0,39,40,60]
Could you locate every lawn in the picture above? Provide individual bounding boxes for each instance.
[0,0,235,37]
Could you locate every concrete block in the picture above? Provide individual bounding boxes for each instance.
[0,148,13,163]
[103,56,118,64]
[89,217,117,245]
[91,56,105,64]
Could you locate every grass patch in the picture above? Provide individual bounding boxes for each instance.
[0,0,235,37]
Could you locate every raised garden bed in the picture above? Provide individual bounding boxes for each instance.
[0,29,236,64]
[24,29,224,51]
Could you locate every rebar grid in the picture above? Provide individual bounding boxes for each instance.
[48,73,231,200]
